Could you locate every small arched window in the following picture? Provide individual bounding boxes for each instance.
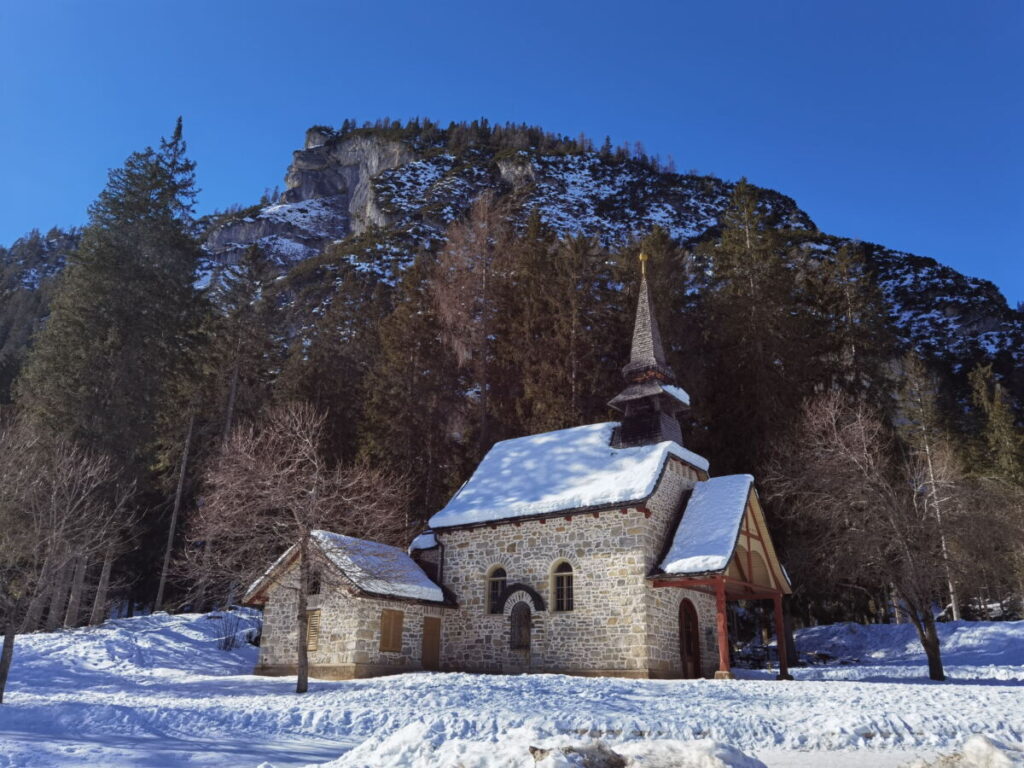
[510,602,531,650]
[552,561,574,612]
[487,567,507,614]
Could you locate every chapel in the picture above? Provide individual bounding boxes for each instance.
[244,258,792,680]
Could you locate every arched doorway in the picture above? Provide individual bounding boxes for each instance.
[510,602,531,651]
[678,599,701,679]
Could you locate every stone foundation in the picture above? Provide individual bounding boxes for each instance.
[254,662,423,680]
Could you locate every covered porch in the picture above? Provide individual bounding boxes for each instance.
[652,474,793,680]
[652,573,792,679]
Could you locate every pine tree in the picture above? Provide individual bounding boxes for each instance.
[277,252,392,463]
[206,245,284,442]
[504,225,623,434]
[969,363,1024,486]
[17,118,201,473]
[358,255,466,523]
[692,179,808,474]
[801,242,893,398]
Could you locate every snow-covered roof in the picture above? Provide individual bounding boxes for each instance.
[659,475,753,575]
[662,384,691,407]
[245,531,444,604]
[607,380,690,410]
[428,422,709,529]
[408,532,437,553]
[312,531,444,603]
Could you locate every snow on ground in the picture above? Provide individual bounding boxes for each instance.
[778,620,1024,681]
[0,613,1021,768]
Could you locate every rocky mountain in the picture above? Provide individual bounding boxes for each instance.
[203,126,812,268]
[3,120,1021,403]
[202,122,1022,377]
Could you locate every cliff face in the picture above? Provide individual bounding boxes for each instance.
[202,131,812,267]
[204,133,417,265]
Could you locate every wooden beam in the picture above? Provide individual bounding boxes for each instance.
[714,576,733,679]
[773,594,792,680]
[748,502,780,591]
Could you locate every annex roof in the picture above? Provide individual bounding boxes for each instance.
[244,530,444,604]
[428,421,709,529]
[659,474,753,576]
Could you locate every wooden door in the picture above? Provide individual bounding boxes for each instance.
[679,599,701,679]
[421,616,441,671]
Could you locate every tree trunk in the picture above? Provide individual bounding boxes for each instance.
[89,545,115,626]
[920,615,945,681]
[295,537,310,694]
[223,361,240,445]
[0,616,16,705]
[22,556,54,632]
[45,562,72,632]
[155,412,196,611]
[920,436,961,622]
[193,540,214,613]
[63,555,88,628]
[891,585,906,624]
[906,601,945,681]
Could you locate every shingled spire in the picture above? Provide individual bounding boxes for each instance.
[609,253,690,449]
[622,266,674,383]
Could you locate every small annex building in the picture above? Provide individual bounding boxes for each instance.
[244,531,448,679]
[244,262,792,680]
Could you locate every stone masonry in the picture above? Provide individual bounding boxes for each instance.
[434,457,720,678]
[255,559,446,680]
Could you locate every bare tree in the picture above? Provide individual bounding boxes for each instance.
[0,418,134,704]
[181,402,409,693]
[431,191,515,454]
[767,392,958,680]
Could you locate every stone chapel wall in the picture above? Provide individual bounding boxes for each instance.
[436,456,714,677]
[641,459,721,678]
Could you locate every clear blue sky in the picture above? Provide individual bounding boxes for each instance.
[2,1,1021,304]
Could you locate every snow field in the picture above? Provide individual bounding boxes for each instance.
[0,613,1021,767]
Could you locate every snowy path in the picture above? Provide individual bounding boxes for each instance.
[0,613,1021,767]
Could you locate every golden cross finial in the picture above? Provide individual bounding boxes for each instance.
[639,251,649,277]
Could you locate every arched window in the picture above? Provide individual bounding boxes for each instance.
[552,561,574,612]
[510,602,531,650]
[487,567,507,614]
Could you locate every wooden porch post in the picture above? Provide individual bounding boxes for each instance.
[714,576,733,679]
[773,594,792,680]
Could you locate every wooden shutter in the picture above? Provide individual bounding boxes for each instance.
[306,610,321,652]
[380,609,404,652]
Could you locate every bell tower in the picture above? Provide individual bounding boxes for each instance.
[609,253,690,448]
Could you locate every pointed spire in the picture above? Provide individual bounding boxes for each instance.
[608,252,689,449]
[622,256,674,384]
